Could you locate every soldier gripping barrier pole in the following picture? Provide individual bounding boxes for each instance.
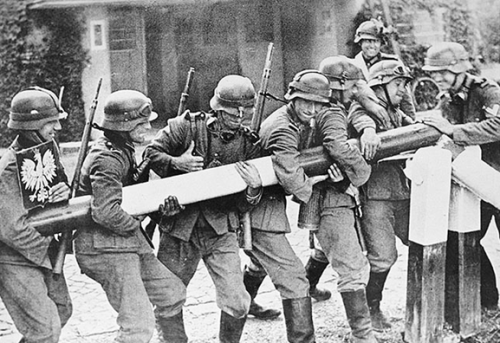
[30,123,442,236]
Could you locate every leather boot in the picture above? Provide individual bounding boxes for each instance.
[282,297,315,343]
[157,310,188,343]
[365,270,391,331]
[340,290,377,343]
[305,257,331,302]
[219,311,246,343]
[243,267,282,319]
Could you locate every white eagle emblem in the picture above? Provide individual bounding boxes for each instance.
[20,148,57,203]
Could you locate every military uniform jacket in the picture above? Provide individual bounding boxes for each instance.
[441,73,500,172]
[145,111,261,241]
[74,135,150,254]
[0,135,63,269]
[317,102,371,210]
[252,104,371,233]
[348,99,413,200]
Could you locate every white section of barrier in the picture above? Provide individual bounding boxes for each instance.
[408,147,452,245]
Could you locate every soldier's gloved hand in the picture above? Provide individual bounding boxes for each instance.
[159,196,185,217]
[172,141,204,172]
[360,128,381,160]
[235,161,262,189]
[48,182,71,203]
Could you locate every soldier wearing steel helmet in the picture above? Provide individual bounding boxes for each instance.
[144,75,263,343]
[74,89,188,343]
[352,18,416,119]
[0,86,73,342]
[247,69,370,343]
[421,42,500,311]
[348,59,415,332]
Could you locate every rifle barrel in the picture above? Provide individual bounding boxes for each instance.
[177,68,195,116]
[251,43,274,132]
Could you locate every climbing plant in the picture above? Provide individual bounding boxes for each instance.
[0,0,88,147]
[351,0,477,78]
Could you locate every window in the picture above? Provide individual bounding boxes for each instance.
[90,20,106,50]
[109,15,136,51]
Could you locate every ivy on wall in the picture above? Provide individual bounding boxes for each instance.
[351,0,477,78]
[0,0,88,147]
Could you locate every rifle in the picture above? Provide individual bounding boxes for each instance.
[52,78,102,279]
[379,0,401,57]
[177,67,195,117]
[241,42,274,252]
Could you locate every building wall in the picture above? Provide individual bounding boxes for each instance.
[77,0,362,130]
[81,6,112,136]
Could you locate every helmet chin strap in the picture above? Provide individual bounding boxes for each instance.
[449,72,461,93]
[382,85,397,110]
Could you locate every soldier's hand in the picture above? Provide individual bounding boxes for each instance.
[172,141,204,173]
[309,174,329,185]
[327,163,344,182]
[422,116,454,137]
[360,128,381,160]
[48,182,71,203]
[438,136,465,160]
[235,161,262,189]
[159,196,185,217]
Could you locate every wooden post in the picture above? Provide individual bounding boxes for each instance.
[445,146,482,337]
[405,147,452,343]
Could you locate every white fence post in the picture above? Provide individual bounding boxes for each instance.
[446,146,482,337]
[405,146,452,343]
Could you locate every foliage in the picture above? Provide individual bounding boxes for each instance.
[0,0,88,147]
[353,0,477,78]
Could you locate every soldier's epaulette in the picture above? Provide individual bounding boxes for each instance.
[380,53,399,61]
[183,110,207,121]
[100,140,120,153]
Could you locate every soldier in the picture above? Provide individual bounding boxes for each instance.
[0,87,73,342]
[144,75,263,343]
[74,90,187,343]
[348,60,415,331]
[251,69,373,343]
[421,42,500,311]
[352,18,416,119]
[317,57,380,342]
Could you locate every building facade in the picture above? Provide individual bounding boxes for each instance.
[29,0,363,126]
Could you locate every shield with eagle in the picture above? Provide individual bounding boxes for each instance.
[15,140,63,210]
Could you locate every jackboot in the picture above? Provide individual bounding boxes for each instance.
[305,257,331,302]
[282,297,316,343]
[365,270,391,331]
[243,267,282,319]
[157,310,188,343]
[219,311,246,343]
[341,289,378,343]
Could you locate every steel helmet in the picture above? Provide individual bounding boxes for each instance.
[284,70,331,104]
[422,42,473,74]
[8,86,68,130]
[318,56,365,90]
[354,19,384,43]
[100,90,158,131]
[367,60,412,87]
[210,75,256,117]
